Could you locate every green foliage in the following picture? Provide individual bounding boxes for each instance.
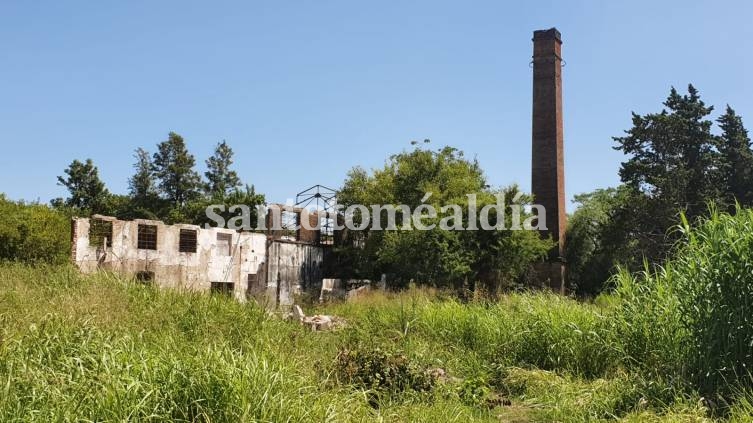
[468,188,554,292]
[614,207,753,398]
[204,140,242,199]
[338,145,551,291]
[54,134,262,227]
[182,184,265,227]
[55,158,110,213]
[612,85,719,266]
[0,264,373,422]
[0,264,503,422]
[456,376,492,407]
[324,289,620,379]
[718,106,753,209]
[9,261,753,420]
[615,85,723,221]
[496,367,705,422]
[573,85,753,293]
[0,195,69,264]
[127,147,161,216]
[316,286,723,420]
[152,132,202,207]
[610,265,688,388]
[334,346,434,395]
[565,186,636,296]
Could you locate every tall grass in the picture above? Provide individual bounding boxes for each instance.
[6,203,753,423]
[316,205,753,419]
[613,207,753,399]
[0,264,373,422]
[316,287,719,420]
[324,289,621,379]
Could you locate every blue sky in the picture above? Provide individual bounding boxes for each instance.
[1,1,751,211]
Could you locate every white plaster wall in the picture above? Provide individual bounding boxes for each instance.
[72,217,269,302]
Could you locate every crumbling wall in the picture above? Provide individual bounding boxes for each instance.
[72,213,328,306]
[72,216,266,302]
[265,240,324,306]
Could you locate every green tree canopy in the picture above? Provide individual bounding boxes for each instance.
[564,186,635,296]
[127,147,161,218]
[55,158,109,213]
[717,105,753,209]
[152,132,201,208]
[338,145,550,292]
[574,85,753,295]
[129,148,157,202]
[611,85,731,265]
[204,140,241,199]
[615,84,723,221]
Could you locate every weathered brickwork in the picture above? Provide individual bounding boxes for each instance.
[531,28,566,293]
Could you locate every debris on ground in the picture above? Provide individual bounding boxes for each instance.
[290,304,346,331]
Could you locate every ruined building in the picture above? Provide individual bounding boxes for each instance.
[71,204,332,306]
[71,30,569,300]
[531,28,567,293]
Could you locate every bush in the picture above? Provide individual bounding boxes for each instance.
[334,346,434,395]
[0,195,70,264]
[565,186,638,296]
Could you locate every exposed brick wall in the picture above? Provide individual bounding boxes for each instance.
[70,218,78,263]
[297,210,321,244]
[265,205,285,240]
[531,28,566,293]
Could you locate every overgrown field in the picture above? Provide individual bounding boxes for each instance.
[3,210,753,421]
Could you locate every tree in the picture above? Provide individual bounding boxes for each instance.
[612,85,725,264]
[615,85,723,219]
[204,140,241,199]
[56,158,109,213]
[129,148,157,204]
[184,184,265,228]
[337,145,550,293]
[152,132,201,207]
[564,186,636,296]
[717,106,753,209]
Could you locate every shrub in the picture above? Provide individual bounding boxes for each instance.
[0,195,70,264]
[334,346,434,395]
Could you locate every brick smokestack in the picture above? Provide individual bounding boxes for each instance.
[531,28,566,293]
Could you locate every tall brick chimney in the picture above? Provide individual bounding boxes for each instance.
[531,28,566,293]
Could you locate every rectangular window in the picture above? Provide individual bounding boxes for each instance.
[135,271,154,284]
[247,273,258,291]
[216,233,232,256]
[137,224,158,250]
[210,282,234,296]
[89,219,113,248]
[179,229,197,253]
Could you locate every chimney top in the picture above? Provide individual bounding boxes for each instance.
[533,28,562,43]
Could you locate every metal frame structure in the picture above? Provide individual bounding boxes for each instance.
[295,184,338,245]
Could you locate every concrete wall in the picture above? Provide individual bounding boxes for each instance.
[71,215,325,306]
[266,240,324,306]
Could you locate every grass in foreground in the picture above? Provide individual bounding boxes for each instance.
[0,261,751,422]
